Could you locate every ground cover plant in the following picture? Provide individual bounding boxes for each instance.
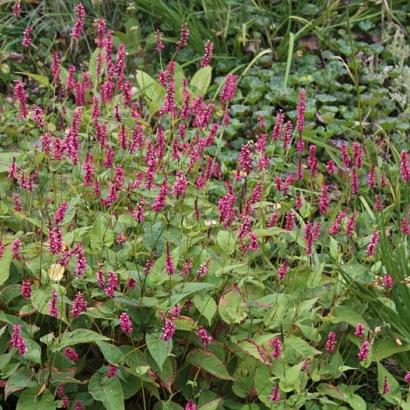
[1,1,410,410]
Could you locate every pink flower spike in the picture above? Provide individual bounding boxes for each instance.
[119,312,132,335]
[325,331,337,353]
[200,40,213,67]
[22,26,33,48]
[11,324,27,356]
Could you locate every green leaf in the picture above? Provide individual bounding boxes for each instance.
[192,294,217,325]
[16,72,49,87]
[186,349,233,380]
[198,398,223,410]
[96,341,124,366]
[372,338,410,361]
[146,333,172,371]
[190,66,212,97]
[16,387,55,410]
[216,230,236,255]
[377,363,401,405]
[135,70,165,112]
[88,48,101,87]
[0,245,12,286]
[284,335,321,359]
[24,340,42,365]
[254,364,273,407]
[90,213,114,252]
[332,306,369,329]
[5,368,36,400]
[218,284,248,325]
[51,329,109,351]
[170,282,215,306]
[89,371,124,410]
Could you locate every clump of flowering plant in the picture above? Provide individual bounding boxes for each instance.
[1,3,410,409]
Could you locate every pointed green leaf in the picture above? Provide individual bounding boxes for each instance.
[146,333,172,371]
[89,371,124,410]
[186,349,233,380]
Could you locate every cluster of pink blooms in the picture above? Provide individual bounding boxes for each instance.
[64,347,79,362]
[270,337,282,359]
[358,340,370,361]
[325,331,337,353]
[185,401,196,410]
[6,9,410,406]
[197,327,213,348]
[71,2,86,39]
[119,312,133,335]
[11,324,26,355]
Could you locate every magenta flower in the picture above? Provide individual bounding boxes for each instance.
[269,384,281,402]
[367,230,380,257]
[71,2,86,39]
[307,145,318,175]
[11,238,22,260]
[352,142,363,168]
[296,88,306,134]
[319,184,330,215]
[21,280,32,300]
[119,312,132,335]
[185,401,196,410]
[325,331,337,353]
[22,26,33,48]
[133,201,145,223]
[48,224,63,255]
[177,23,190,50]
[180,259,193,277]
[239,143,253,175]
[71,292,87,317]
[329,211,346,235]
[196,263,208,278]
[200,40,213,67]
[13,80,28,119]
[11,324,26,356]
[346,213,356,237]
[354,323,365,338]
[165,242,175,275]
[358,340,370,361]
[350,168,359,195]
[12,0,21,17]
[304,222,320,256]
[107,363,117,378]
[161,317,175,341]
[155,30,165,52]
[270,337,282,359]
[383,377,391,395]
[401,218,410,235]
[73,243,86,276]
[172,172,188,198]
[64,347,79,362]
[74,401,84,410]
[49,289,58,318]
[368,166,376,188]
[277,260,288,281]
[197,327,213,348]
[382,274,393,290]
[218,191,236,228]
[400,151,410,183]
[404,371,410,384]
[152,181,168,212]
[326,159,337,175]
[220,74,238,103]
[0,240,5,259]
[105,271,119,298]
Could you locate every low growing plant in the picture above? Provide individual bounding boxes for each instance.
[1,2,410,410]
